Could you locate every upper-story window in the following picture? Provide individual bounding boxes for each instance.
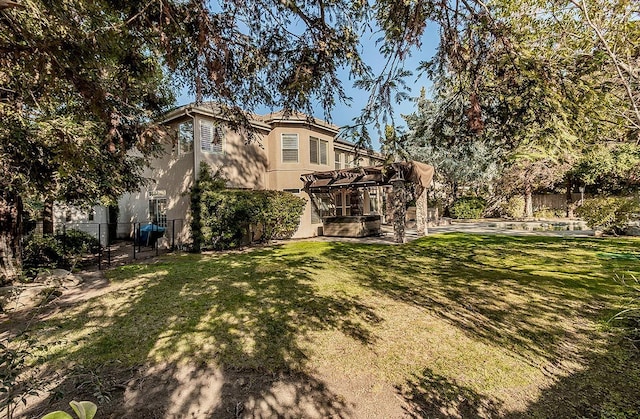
[310,137,328,165]
[177,120,194,154]
[200,120,224,154]
[345,154,355,168]
[282,133,299,163]
[335,151,343,169]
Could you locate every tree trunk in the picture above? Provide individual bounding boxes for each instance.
[392,180,408,243]
[0,192,23,285]
[565,177,574,218]
[43,198,54,235]
[524,182,533,219]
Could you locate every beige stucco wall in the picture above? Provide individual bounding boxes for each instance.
[264,122,338,238]
[193,114,269,189]
[115,128,194,243]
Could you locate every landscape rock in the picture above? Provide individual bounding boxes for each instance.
[35,268,83,287]
[626,226,640,236]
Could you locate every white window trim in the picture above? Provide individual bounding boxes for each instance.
[319,139,328,165]
[310,137,318,164]
[281,133,299,163]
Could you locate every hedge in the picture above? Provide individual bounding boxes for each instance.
[196,189,305,250]
[577,196,639,235]
[449,197,486,219]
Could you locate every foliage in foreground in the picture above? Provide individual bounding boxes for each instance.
[41,401,97,419]
[577,196,640,235]
[1,335,46,419]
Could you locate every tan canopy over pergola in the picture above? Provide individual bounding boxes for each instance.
[301,161,435,242]
[301,161,435,191]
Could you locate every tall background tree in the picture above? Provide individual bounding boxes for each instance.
[399,0,638,216]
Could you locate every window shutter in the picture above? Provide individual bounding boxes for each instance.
[212,126,224,153]
[201,121,213,152]
[310,137,318,164]
[320,140,328,165]
[282,134,298,162]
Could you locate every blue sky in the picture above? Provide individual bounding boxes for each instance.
[176,23,440,151]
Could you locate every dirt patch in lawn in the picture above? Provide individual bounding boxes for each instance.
[18,361,412,419]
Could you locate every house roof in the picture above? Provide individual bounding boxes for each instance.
[258,110,341,135]
[161,102,272,131]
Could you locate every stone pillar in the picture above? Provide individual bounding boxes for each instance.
[415,186,428,236]
[392,180,408,243]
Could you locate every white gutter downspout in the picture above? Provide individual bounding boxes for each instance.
[184,106,197,181]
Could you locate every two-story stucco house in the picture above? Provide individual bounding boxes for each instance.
[107,103,384,242]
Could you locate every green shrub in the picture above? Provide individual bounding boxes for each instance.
[449,197,486,219]
[196,188,306,250]
[577,196,640,235]
[199,189,262,250]
[22,229,100,277]
[56,229,101,255]
[258,190,307,241]
[533,206,564,219]
[502,196,525,219]
[190,164,228,252]
[22,235,64,274]
[191,163,306,250]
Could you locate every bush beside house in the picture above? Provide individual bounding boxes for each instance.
[191,164,306,250]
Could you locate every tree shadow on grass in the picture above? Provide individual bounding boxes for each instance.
[321,234,637,364]
[398,368,503,418]
[17,245,379,418]
[505,338,640,418]
[396,338,640,419]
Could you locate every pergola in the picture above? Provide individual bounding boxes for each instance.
[301,161,435,242]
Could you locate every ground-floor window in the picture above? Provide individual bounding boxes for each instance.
[149,198,167,227]
[334,190,351,216]
[311,193,333,224]
[368,190,379,214]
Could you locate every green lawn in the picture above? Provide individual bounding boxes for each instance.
[24,233,640,417]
